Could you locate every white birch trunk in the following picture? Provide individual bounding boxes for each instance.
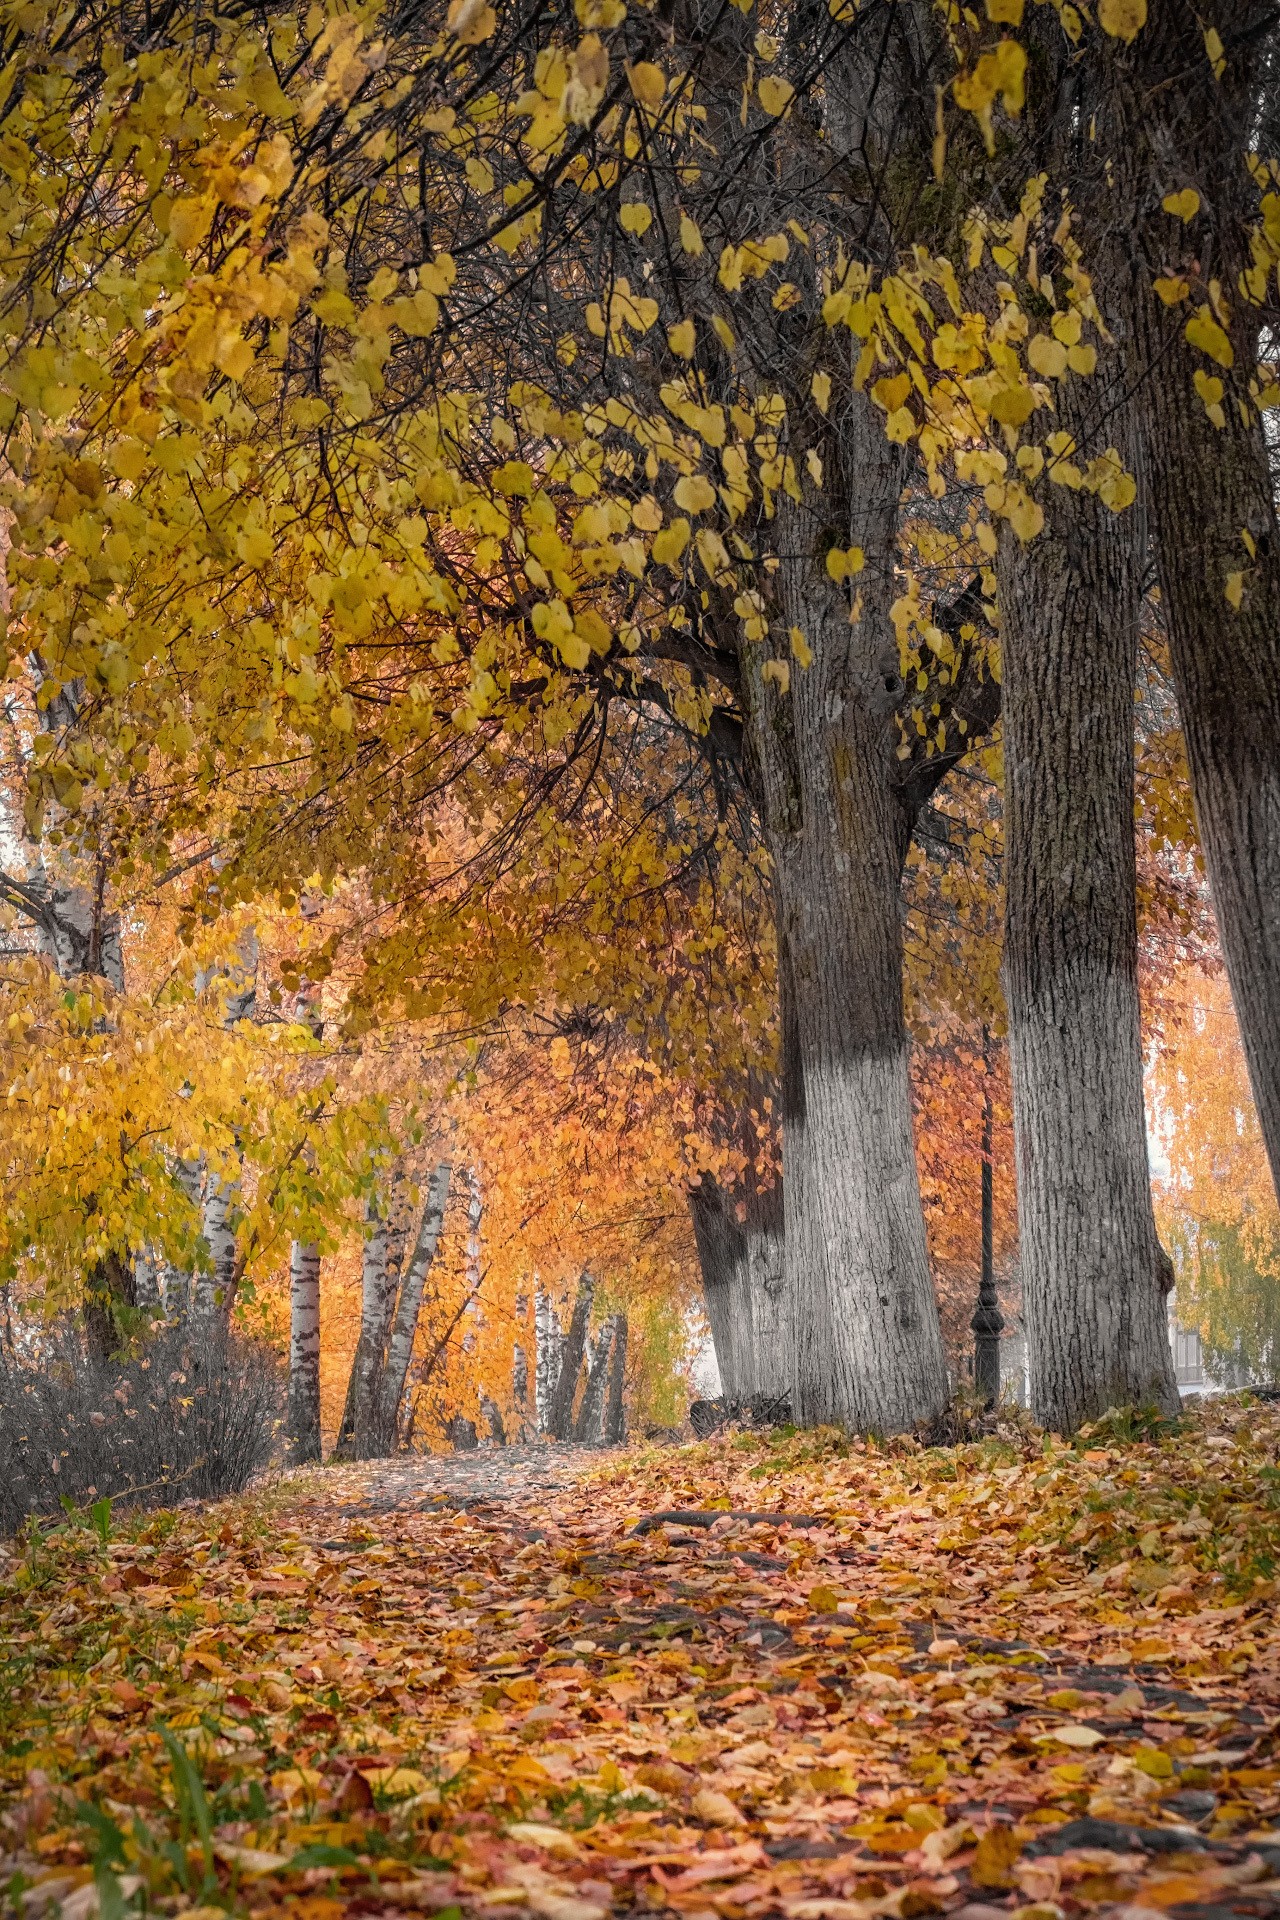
[287,1240,323,1463]
[373,1160,452,1451]
[334,1191,393,1459]
[534,1286,562,1434]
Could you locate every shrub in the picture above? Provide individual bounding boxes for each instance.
[0,1318,284,1536]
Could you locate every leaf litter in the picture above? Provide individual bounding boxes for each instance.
[3,1401,1280,1920]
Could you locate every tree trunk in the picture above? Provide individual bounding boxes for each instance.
[1109,4,1280,1201]
[605,1314,627,1443]
[547,1271,594,1439]
[689,1172,787,1403]
[997,378,1179,1432]
[190,1169,239,1329]
[750,409,948,1435]
[688,1176,750,1401]
[535,1285,563,1433]
[334,1191,393,1459]
[371,1159,452,1451]
[574,1317,615,1442]
[287,1240,323,1464]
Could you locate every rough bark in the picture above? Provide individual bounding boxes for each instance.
[688,1176,750,1401]
[688,1172,786,1402]
[749,406,949,1435]
[334,1190,393,1460]
[287,1240,323,1464]
[547,1271,595,1439]
[605,1314,627,1443]
[997,375,1179,1430]
[371,1160,452,1451]
[574,1317,616,1442]
[1110,3,1280,1199]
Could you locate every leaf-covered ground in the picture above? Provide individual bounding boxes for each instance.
[4,1403,1280,1920]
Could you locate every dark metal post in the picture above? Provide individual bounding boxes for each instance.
[972,1029,1003,1403]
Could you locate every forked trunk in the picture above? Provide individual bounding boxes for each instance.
[574,1317,615,1442]
[287,1241,323,1464]
[547,1271,595,1439]
[373,1160,452,1450]
[997,384,1179,1431]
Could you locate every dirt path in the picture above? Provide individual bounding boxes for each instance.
[4,1412,1280,1920]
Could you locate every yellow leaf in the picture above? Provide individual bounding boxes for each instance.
[674,473,716,513]
[826,545,865,581]
[1205,25,1225,76]
[986,0,1024,18]
[1163,187,1201,222]
[628,62,665,110]
[1034,1723,1105,1748]
[761,659,790,694]
[620,201,652,234]
[446,0,497,42]
[1097,0,1146,40]
[972,1826,1022,1889]
[790,627,813,668]
[679,214,704,256]
[1154,275,1191,305]
[652,518,690,566]
[809,1582,840,1613]
[693,1788,745,1828]
[1027,334,1069,377]
[1185,306,1234,367]
[667,318,696,359]
[811,370,832,414]
[1225,569,1245,608]
[758,76,794,115]
[631,494,663,531]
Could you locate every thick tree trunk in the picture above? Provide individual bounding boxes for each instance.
[287,1240,323,1463]
[372,1159,452,1451]
[749,410,948,1435]
[334,1192,393,1459]
[1108,6,1280,1200]
[547,1271,595,1439]
[997,381,1179,1431]
[605,1314,627,1443]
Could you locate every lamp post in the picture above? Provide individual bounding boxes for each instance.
[972,1029,1003,1404]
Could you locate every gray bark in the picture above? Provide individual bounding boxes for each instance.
[605,1314,627,1443]
[287,1240,323,1463]
[997,375,1179,1430]
[752,408,948,1434]
[371,1159,452,1451]
[1109,1,1280,1202]
[547,1271,595,1439]
[574,1316,616,1442]
[688,1169,787,1403]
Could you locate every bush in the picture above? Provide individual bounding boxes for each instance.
[0,1318,284,1536]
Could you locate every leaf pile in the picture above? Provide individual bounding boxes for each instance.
[3,1401,1280,1920]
